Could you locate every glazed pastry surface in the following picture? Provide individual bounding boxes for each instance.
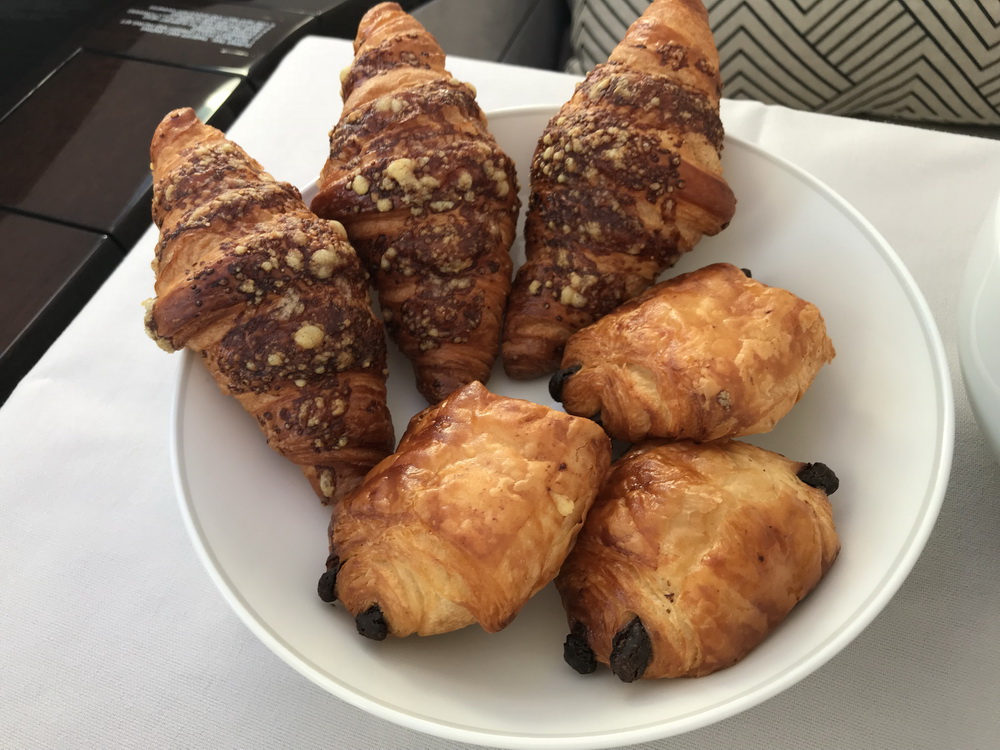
[554,263,835,443]
[323,380,612,638]
[311,2,519,403]
[556,438,841,680]
[501,0,737,379]
[146,107,394,504]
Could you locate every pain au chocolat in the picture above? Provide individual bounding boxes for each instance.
[557,438,841,681]
[318,380,611,639]
[550,263,835,444]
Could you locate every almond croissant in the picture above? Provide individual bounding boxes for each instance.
[144,107,394,504]
[557,439,840,681]
[310,2,520,404]
[501,0,736,379]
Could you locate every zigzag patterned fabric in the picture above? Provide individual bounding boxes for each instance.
[565,0,1000,126]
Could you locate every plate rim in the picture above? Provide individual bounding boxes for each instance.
[170,103,955,749]
[957,189,1000,460]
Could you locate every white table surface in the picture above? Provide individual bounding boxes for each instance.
[2,35,999,749]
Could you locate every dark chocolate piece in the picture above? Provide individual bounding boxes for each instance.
[356,603,389,641]
[548,364,581,402]
[797,462,840,495]
[610,616,652,683]
[740,267,752,277]
[563,622,597,674]
[317,555,342,603]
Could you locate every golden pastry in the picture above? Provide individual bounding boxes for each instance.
[318,380,612,639]
[501,0,736,379]
[311,2,519,403]
[556,438,841,680]
[550,263,835,443]
[145,107,394,504]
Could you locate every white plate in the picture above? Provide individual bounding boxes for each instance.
[958,190,1000,462]
[172,104,953,749]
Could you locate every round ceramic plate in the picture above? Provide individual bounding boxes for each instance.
[172,105,953,749]
[958,190,1000,461]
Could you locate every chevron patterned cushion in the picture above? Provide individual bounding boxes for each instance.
[565,0,1000,126]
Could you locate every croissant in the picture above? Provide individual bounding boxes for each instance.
[310,2,520,404]
[317,380,612,639]
[556,439,841,681]
[549,263,835,443]
[501,0,736,380]
[144,107,394,504]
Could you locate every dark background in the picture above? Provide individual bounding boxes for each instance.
[0,0,569,403]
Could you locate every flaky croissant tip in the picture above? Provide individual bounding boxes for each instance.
[150,107,199,158]
[141,298,177,353]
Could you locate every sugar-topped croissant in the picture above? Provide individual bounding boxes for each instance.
[317,380,612,639]
[501,0,736,380]
[145,107,395,504]
[557,439,841,681]
[550,263,835,444]
[310,2,519,404]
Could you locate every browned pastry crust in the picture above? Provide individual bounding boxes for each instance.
[310,2,519,404]
[556,439,841,680]
[553,263,835,443]
[145,107,395,504]
[501,0,736,380]
[321,380,612,638]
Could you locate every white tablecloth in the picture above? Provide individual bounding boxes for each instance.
[2,36,998,749]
